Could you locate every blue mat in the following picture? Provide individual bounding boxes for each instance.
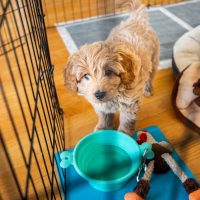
[55,126,198,200]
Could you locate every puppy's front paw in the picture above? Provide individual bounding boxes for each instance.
[118,119,136,136]
[94,125,104,131]
[118,127,134,136]
[94,123,113,131]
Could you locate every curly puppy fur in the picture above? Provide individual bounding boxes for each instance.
[64,0,160,135]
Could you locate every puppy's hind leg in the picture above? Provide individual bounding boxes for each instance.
[144,66,157,97]
[144,79,153,97]
[144,51,159,97]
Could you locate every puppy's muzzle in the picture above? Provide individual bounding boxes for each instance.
[95,90,106,100]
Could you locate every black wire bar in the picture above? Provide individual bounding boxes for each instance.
[38,0,183,28]
[0,0,65,199]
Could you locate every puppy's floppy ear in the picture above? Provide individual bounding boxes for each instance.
[63,54,78,92]
[116,49,141,89]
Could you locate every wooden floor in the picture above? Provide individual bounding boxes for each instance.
[0,1,199,199]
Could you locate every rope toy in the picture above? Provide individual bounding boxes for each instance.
[124,130,200,200]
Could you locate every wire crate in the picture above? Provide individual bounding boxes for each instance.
[0,0,65,199]
[41,0,184,28]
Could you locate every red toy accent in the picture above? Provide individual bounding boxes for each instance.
[136,130,147,144]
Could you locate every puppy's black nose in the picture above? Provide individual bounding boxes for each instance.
[95,90,106,100]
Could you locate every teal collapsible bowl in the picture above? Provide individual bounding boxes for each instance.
[60,130,154,192]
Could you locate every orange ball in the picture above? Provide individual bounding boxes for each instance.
[124,192,144,200]
[189,189,200,200]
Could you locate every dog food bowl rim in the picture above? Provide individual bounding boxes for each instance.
[73,129,141,184]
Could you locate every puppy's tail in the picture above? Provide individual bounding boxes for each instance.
[116,0,148,21]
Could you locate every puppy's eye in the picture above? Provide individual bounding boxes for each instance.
[83,74,89,80]
[105,69,114,76]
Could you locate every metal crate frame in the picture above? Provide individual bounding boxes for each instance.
[0,0,65,199]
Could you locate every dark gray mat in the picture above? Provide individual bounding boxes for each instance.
[167,1,200,27]
[148,11,187,60]
[66,15,128,48]
[66,10,187,61]
[58,0,200,63]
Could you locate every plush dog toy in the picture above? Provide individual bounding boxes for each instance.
[176,62,200,109]
[175,62,200,131]
[124,130,200,200]
[193,78,200,106]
